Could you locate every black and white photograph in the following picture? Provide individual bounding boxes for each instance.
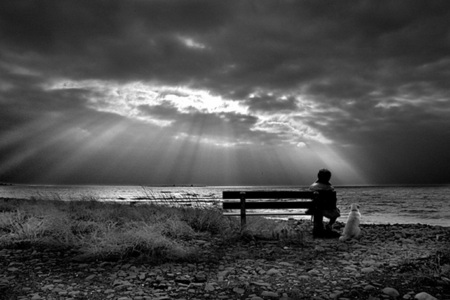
[0,1,449,299]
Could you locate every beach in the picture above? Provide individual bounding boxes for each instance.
[1,220,449,300]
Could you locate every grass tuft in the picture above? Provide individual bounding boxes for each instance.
[0,196,309,262]
[0,197,240,262]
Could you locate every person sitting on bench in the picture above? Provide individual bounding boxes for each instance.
[310,169,341,237]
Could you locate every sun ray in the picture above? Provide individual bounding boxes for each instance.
[6,77,371,185]
[301,142,369,185]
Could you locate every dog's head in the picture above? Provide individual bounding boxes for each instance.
[350,203,360,211]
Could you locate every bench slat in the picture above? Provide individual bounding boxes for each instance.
[222,191,315,199]
[223,212,312,216]
[223,201,313,209]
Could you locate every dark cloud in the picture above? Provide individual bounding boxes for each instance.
[0,0,230,83]
[1,0,450,184]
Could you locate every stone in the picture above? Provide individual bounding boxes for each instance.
[85,274,96,281]
[217,270,230,278]
[307,269,320,276]
[364,284,376,290]
[414,292,437,300]
[330,291,344,299]
[266,268,280,275]
[441,264,450,273]
[7,267,19,272]
[361,259,376,266]
[194,273,207,282]
[261,291,279,298]
[361,267,375,273]
[113,279,124,286]
[251,281,271,287]
[41,284,54,291]
[315,246,325,252]
[343,266,357,272]
[382,287,400,298]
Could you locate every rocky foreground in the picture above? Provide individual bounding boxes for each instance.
[1,221,449,300]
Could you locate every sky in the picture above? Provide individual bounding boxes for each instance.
[1,0,450,186]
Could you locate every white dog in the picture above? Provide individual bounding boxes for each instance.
[339,203,361,241]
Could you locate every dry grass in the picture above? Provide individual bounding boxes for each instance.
[0,197,298,261]
[0,197,295,263]
[0,197,228,261]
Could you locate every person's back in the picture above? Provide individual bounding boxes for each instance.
[310,181,334,191]
[309,169,340,237]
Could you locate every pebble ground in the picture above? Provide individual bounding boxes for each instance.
[1,222,449,300]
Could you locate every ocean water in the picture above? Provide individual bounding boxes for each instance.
[0,184,449,227]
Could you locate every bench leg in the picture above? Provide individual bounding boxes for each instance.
[240,197,246,231]
[313,211,324,236]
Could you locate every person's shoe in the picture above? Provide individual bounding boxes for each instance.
[323,230,341,238]
[313,228,325,238]
[313,227,328,238]
[325,224,334,231]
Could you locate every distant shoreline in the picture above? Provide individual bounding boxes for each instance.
[1,183,450,188]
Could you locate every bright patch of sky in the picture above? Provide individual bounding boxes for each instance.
[45,79,330,146]
[177,36,207,50]
[46,79,246,117]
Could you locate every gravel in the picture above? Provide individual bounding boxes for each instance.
[1,222,449,300]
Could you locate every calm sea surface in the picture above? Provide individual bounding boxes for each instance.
[1,184,449,227]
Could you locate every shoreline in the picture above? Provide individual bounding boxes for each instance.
[2,183,450,187]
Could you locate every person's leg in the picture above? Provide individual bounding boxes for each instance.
[325,217,337,231]
[324,208,340,231]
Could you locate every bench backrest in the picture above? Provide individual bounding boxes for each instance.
[222,190,336,210]
[223,190,315,199]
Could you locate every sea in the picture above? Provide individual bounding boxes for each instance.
[0,184,449,227]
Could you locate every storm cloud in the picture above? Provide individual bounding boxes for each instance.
[1,0,450,185]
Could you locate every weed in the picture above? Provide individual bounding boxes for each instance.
[0,197,232,262]
[0,196,309,263]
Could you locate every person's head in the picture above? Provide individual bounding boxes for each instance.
[317,168,332,183]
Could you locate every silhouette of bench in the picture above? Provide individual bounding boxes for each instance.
[222,190,337,233]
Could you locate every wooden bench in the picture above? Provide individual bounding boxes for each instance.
[222,190,337,234]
